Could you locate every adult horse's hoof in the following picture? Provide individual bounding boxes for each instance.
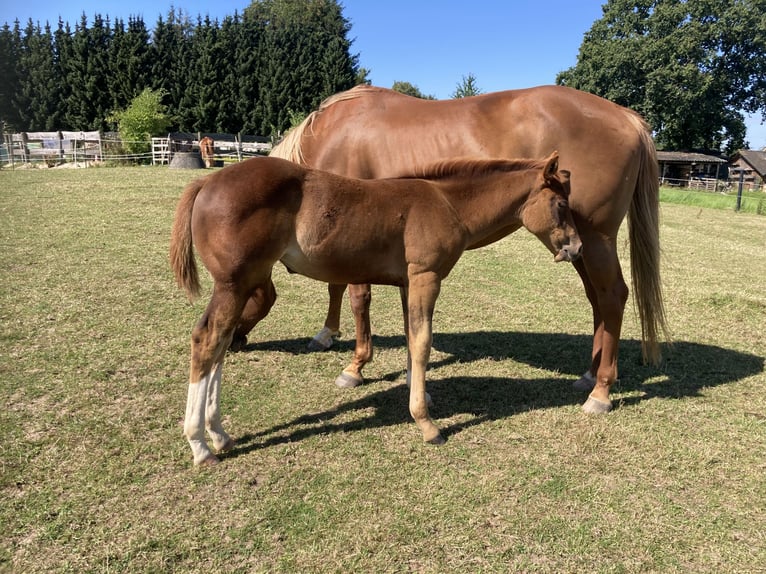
[573,371,596,392]
[582,396,613,414]
[229,335,247,353]
[335,371,363,388]
[307,326,340,352]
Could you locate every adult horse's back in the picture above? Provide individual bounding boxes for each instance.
[267,84,669,413]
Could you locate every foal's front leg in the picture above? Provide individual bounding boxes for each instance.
[405,272,444,445]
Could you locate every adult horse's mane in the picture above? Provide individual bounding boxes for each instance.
[271,85,391,164]
[394,157,546,182]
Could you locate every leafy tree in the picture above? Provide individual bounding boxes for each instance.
[109,87,171,156]
[557,0,766,153]
[391,81,435,99]
[452,73,483,98]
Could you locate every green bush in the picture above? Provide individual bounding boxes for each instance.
[109,88,171,158]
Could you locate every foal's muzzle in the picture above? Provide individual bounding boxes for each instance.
[554,239,583,263]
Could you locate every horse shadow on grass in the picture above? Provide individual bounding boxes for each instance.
[227,331,764,460]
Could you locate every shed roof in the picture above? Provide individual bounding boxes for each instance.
[656,151,727,164]
[731,150,766,177]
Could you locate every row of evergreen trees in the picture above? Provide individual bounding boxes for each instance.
[0,0,361,136]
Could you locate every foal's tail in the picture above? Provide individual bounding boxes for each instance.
[169,178,205,300]
[626,111,671,364]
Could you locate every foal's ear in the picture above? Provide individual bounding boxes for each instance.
[543,151,559,179]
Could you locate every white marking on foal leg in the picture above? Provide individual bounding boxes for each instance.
[205,363,234,452]
[184,370,216,465]
[307,326,340,351]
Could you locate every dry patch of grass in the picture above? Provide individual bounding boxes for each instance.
[1,167,764,573]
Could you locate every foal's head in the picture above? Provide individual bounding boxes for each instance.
[521,152,582,263]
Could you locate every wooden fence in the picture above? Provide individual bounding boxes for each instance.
[3,131,103,166]
[152,132,272,165]
[1,130,272,167]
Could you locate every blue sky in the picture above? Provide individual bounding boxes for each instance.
[2,0,764,149]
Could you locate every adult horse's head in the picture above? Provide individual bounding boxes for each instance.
[522,152,582,263]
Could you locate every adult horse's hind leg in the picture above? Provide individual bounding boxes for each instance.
[185,285,248,465]
[334,283,373,388]
[230,279,277,351]
[307,283,346,351]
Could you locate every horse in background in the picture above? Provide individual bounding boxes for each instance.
[266,84,670,414]
[199,136,215,168]
[170,153,581,465]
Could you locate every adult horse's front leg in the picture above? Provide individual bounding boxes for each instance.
[307,283,346,351]
[577,236,628,414]
[405,272,444,445]
[335,283,373,388]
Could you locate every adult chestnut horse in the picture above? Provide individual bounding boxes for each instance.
[170,153,580,465]
[264,84,669,414]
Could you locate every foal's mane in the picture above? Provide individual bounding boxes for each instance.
[401,157,545,182]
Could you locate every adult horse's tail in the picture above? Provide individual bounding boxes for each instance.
[626,111,671,364]
[169,178,205,300]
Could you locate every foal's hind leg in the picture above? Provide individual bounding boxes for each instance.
[307,283,346,351]
[185,286,248,465]
[335,283,373,388]
[230,279,277,351]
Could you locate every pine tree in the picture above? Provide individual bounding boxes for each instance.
[216,13,242,133]
[16,20,60,130]
[190,16,222,132]
[54,19,74,130]
[0,22,23,131]
[84,15,113,131]
[64,14,93,129]
[108,17,152,113]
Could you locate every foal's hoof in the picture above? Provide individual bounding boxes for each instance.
[229,335,247,352]
[573,371,596,392]
[426,433,446,446]
[197,454,220,467]
[307,327,339,352]
[216,438,237,454]
[335,371,363,388]
[582,396,613,414]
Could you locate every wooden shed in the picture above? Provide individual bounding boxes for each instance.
[729,150,766,191]
[656,151,728,190]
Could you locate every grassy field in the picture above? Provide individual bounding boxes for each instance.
[1,166,765,573]
[660,185,766,215]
